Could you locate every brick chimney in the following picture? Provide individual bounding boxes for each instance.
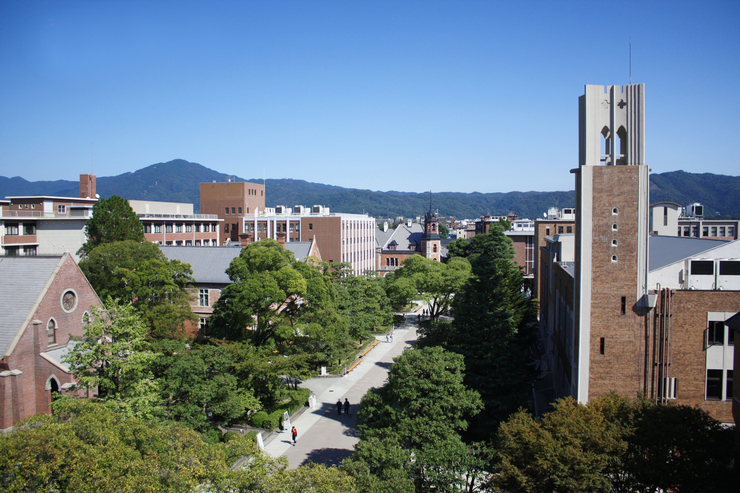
[80,174,96,199]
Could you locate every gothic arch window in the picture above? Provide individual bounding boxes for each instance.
[47,318,57,344]
[616,126,627,165]
[601,126,612,164]
[433,244,438,253]
[431,223,436,232]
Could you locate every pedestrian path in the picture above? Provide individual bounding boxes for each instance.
[262,321,418,469]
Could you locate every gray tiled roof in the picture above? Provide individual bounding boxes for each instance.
[159,242,317,285]
[649,235,729,271]
[383,223,423,251]
[0,256,64,357]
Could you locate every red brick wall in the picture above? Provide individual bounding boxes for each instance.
[1,255,102,430]
[587,166,646,400]
[654,290,740,423]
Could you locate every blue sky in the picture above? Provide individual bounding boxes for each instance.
[1,1,738,193]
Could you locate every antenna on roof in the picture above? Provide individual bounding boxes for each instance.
[629,38,632,84]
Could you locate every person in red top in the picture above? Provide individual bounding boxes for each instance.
[291,426,298,445]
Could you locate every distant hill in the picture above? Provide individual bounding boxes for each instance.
[2,159,739,220]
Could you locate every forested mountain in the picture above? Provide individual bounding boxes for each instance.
[2,159,739,219]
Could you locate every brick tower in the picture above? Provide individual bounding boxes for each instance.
[573,84,650,403]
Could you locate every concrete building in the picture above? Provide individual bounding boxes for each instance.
[1,175,98,261]
[538,84,739,424]
[200,181,265,245]
[650,201,739,240]
[129,199,222,246]
[237,205,375,276]
[533,207,576,302]
[0,254,102,431]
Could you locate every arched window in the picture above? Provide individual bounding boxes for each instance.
[47,319,57,344]
[433,244,438,253]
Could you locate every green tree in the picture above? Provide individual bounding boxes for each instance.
[63,299,160,417]
[151,341,261,431]
[438,222,449,239]
[335,272,393,343]
[386,255,471,321]
[0,398,227,492]
[434,226,537,440]
[80,195,144,255]
[208,239,308,345]
[347,346,485,493]
[79,240,197,338]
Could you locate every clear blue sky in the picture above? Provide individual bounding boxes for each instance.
[1,1,738,193]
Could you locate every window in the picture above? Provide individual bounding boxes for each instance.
[309,223,313,231]
[231,207,235,214]
[175,240,182,245]
[5,223,19,235]
[224,224,229,233]
[199,289,209,307]
[663,208,668,226]
[692,226,699,237]
[566,226,572,233]
[728,226,735,237]
[238,207,242,214]
[175,224,183,233]
[612,240,618,247]
[185,240,192,246]
[232,223,237,233]
[683,226,690,237]
[727,371,734,399]
[706,370,723,400]
[612,223,618,231]
[185,224,192,233]
[23,246,37,256]
[662,377,678,399]
[691,260,714,276]
[558,226,564,234]
[154,224,162,233]
[702,226,708,237]
[611,255,618,263]
[719,227,726,237]
[23,223,35,235]
[57,205,66,214]
[621,296,626,315]
[600,337,605,355]
[612,207,619,214]
[706,321,725,346]
[195,240,201,246]
[720,261,740,276]
[166,241,173,245]
[144,224,152,233]
[711,226,717,236]
[47,319,57,344]
[546,227,551,236]
[200,317,208,336]
[225,207,229,215]
[165,224,173,233]
[246,207,249,214]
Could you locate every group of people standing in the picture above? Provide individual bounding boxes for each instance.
[336,398,351,417]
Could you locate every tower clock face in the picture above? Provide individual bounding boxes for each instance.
[62,291,77,311]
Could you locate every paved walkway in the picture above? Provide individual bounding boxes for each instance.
[263,318,419,469]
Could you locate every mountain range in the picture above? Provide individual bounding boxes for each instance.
[2,159,739,220]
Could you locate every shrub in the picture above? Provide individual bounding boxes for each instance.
[222,431,239,443]
[202,428,222,444]
[250,411,268,428]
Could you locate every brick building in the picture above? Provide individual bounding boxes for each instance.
[200,181,265,244]
[239,205,375,276]
[538,84,738,423]
[129,200,222,246]
[0,254,102,431]
[160,241,321,338]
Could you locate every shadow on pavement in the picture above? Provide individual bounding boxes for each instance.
[301,447,354,468]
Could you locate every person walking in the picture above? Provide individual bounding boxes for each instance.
[291,426,297,445]
[336,398,343,417]
[344,398,351,416]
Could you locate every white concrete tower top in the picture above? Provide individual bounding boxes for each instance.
[579,84,645,167]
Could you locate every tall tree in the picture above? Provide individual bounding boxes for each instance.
[431,225,537,440]
[80,195,144,255]
[78,240,196,338]
[62,299,160,418]
[386,255,471,321]
[335,271,393,343]
[347,346,486,493]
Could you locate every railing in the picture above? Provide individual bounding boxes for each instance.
[137,213,219,220]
